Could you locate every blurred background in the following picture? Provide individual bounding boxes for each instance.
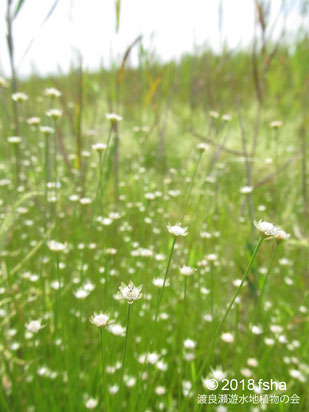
[0,0,308,76]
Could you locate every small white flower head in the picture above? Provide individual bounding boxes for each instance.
[47,240,67,253]
[44,88,62,98]
[80,197,92,206]
[210,366,226,381]
[270,324,283,335]
[92,142,107,152]
[26,320,45,334]
[155,386,166,395]
[90,312,111,328]
[251,325,263,335]
[108,384,119,394]
[85,398,98,409]
[207,254,218,262]
[240,368,252,378]
[27,117,41,126]
[221,332,234,343]
[73,288,89,299]
[152,278,170,288]
[40,126,55,135]
[46,109,62,119]
[179,266,195,276]
[118,280,143,304]
[239,186,253,194]
[106,113,123,123]
[184,339,196,349]
[7,136,22,145]
[289,369,305,382]
[247,358,258,368]
[254,220,278,238]
[107,323,126,336]
[167,224,188,237]
[12,92,28,102]
[209,110,219,119]
[222,114,232,122]
[270,120,283,129]
[275,229,290,243]
[0,77,8,88]
[197,143,209,152]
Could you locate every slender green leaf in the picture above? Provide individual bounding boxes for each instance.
[116,0,121,32]
[13,0,26,19]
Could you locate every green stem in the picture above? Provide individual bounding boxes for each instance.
[152,238,176,341]
[44,135,49,230]
[259,243,279,302]
[14,144,20,188]
[100,329,107,411]
[182,151,202,217]
[119,304,131,405]
[240,242,279,360]
[184,276,187,309]
[195,236,264,383]
[140,238,176,410]
[210,262,214,318]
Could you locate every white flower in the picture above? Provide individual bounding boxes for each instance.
[209,110,219,119]
[167,224,188,237]
[211,367,226,381]
[254,220,278,238]
[207,254,218,262]
[197,143,209,152]
[239,186,253,194]
[106,113,122,123]
[44,88,62,98]
[46,109,62,119]
[270,120,283,129]
[73,288,89,299]
[155,386,166,395]
[47,240,67,253]
[221,332,234,343]
[118,280,143,304]
[264,337,275,346]
[85,398,98,409]
[27,117,41,126]
[12,92,28,102]
[241,368,252,378]
[275,229,290,243]
[26,320,45,334]
[184,352,195,362]
[289,369,305,382]
[251,325,263,335]
[184,339,196,349]
[0,77,8,87]
[247,358,258,368]
[90,312,111,328]
[40,126,55,135]
[179,266,195,276]
[107,323,126,336]
[7,136,22,144]
[270,325,283,334]
[152,278,170,288]
[80,197,92,205]
[222,114,231,122]
[92,143,107,152]
[108,384,119,394]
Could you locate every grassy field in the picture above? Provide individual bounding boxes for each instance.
[0,9,309,411]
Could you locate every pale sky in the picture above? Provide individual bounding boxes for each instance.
[0,0,305,77]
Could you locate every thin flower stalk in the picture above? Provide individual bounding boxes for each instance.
[99,329,108,411]
[118,303,131,405]
[194,236,264,384]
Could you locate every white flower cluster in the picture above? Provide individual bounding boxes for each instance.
[118,281,143,304]
[254,220,290,242]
